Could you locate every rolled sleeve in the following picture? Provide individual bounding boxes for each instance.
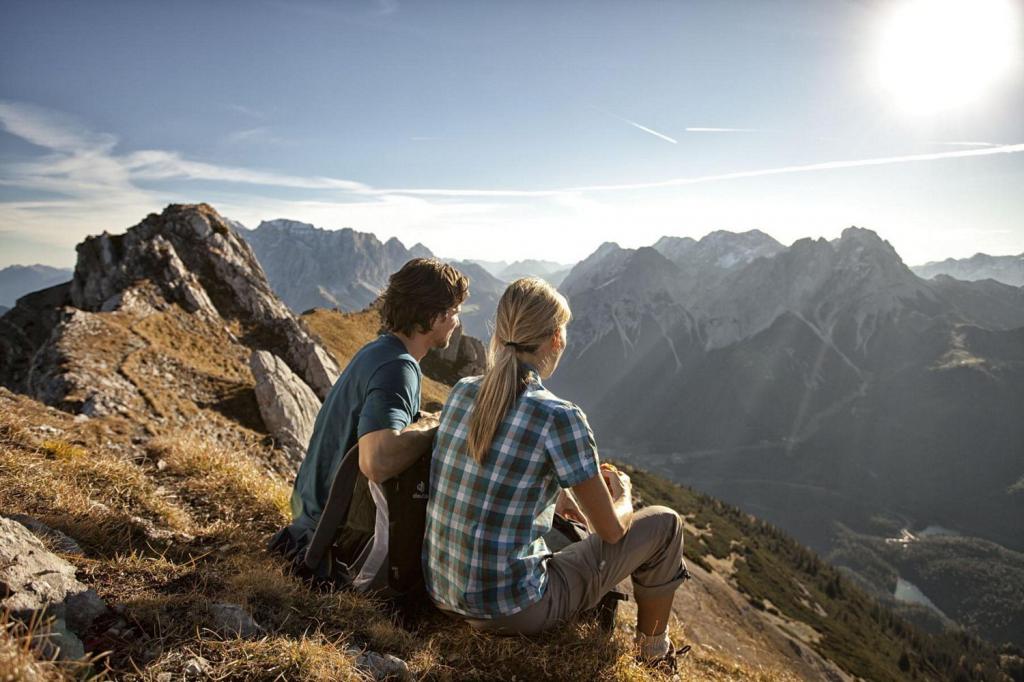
[545,404,601,488]
[357,359,419,438]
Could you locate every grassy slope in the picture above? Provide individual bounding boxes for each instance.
[627,468,1019,681]
[1,303,1016,681]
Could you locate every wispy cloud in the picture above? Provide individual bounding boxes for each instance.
[223,126,285,145]
[226,103,266,119]
[685,127,761,133]
[928,140,1001,148]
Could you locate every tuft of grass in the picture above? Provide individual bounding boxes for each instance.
[147,435,289,534]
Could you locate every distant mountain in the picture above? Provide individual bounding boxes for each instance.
[465,258,575,287]
[446,260,505,340]
[0,264,73,307]
[239,219,433,314]
[913,252,1024,286]
[239,221,501,340]
[468,259,510,278]
[551,226,1024,646]
[499,259,574,286]
[653,229,784,273]
[0,305,7,316]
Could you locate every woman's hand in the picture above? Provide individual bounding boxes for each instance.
[601,464,631,502]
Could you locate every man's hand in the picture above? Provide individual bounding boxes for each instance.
[403,410,440,433]
[359,419,436,483]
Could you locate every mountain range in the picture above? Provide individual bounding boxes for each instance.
[471,258,574,286]
[913,252,1024,286]
[0,264,72,308]
[548,227,1024,646]
[1,202,1017,680]
[3,207,1022,650]
[237,219,503,339]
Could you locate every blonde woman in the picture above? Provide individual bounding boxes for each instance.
[423,277,689,668]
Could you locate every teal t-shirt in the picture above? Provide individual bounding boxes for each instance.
[290,334,421,530]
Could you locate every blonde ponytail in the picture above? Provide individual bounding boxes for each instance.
[467,278,571,462]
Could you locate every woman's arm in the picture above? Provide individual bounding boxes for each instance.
[570,469,633,544]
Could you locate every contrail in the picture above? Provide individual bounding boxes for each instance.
[378,143,1024,197]
[621,117,678,144]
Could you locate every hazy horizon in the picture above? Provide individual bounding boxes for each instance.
[2,0,1022,269]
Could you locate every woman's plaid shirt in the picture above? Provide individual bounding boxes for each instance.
[423,371,600,618]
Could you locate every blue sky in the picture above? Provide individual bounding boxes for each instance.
[1,0,1022,268]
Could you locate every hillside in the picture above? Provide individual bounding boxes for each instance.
[1,204,1019,680]
[2,386,1018,681]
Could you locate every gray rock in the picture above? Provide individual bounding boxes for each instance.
[183,655,212,678]
[208,602,262,639]
[352,649,410,680]
[250,350,321,465]
[0,517,107,660]
[3,514,83,554]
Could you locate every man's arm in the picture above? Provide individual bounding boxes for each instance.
[358,413,439,483]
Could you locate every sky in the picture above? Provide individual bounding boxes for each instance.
[1,0,1023,269]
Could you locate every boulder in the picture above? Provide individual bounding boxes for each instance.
[0,517,107,659]
[208,602,262,639]
[421,326,487,385]
[3,514,83,555]
[250,350,321,465]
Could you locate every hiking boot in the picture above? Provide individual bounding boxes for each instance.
[637,642,691,672]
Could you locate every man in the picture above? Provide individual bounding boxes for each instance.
[272,257,469,584]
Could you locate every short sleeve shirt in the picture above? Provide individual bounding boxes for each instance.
[290,334,421,531]
[423,368,601,618]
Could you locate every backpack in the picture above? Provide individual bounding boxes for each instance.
[268,443,431,603]
[269,444,626,627]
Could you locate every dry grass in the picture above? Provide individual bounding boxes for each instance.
[0,388,793,681]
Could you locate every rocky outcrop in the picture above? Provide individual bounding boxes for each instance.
[67,204,339,399]
[421,325,487,385]
[0,517,107,659]
[250,350,321,465]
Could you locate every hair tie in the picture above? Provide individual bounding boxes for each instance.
[504,340,520,350]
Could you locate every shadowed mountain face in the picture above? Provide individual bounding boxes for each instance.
[0,264,73,307]
[913,252,1024,287]
[550,226,1024,646]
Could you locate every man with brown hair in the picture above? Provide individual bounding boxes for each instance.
[275,258,469,584]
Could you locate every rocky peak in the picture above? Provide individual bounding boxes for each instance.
[71,204,286,324]
[1,204,339,440]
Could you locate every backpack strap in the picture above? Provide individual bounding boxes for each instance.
[304,444,360,571]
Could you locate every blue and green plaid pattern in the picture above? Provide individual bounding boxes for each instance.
[423,370,601,618]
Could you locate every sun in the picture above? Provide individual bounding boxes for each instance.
[873,0,1021,115]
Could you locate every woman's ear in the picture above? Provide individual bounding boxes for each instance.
[553,326,565,352]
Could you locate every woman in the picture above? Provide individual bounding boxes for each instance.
[423,277,689,667]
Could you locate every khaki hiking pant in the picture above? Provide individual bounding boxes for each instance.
[458,505,688,635]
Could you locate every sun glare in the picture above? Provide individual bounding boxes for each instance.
[874,0,1021,115]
